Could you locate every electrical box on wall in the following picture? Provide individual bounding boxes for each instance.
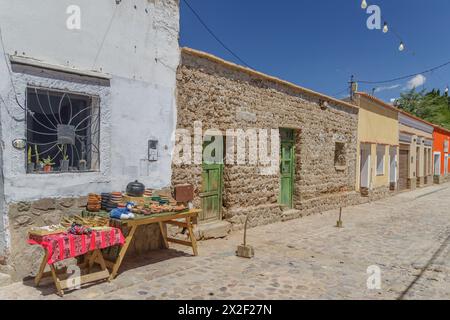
[148,140,158,161]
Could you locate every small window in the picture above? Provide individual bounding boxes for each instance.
[26,87,100,174]
[376,145,385,175]
[334,142,346,170]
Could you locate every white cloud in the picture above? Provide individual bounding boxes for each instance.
[374,84,401,93]
[390,98,400,105]
[406,74,426,90]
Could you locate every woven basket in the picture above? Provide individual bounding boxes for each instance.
[61,215,109,228]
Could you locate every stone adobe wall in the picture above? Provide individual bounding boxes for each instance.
[173,50,360,229]
[434,174,450,185]
[368,186,393,202]
[6,197,163,281]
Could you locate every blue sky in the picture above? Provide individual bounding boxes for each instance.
[180,0,450,102]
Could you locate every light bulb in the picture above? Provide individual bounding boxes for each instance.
[383,22,389,33]
[399,42,405,51]
[361,0,368,9]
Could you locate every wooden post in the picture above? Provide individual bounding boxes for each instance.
[336,207,343,228]
[236,214,254,258]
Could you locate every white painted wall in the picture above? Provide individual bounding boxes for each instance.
[0,0,180,253]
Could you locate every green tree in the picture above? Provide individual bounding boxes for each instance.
[396,88,450,130]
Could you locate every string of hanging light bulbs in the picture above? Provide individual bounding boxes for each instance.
[360,0,405,52]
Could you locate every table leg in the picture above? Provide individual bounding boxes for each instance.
[109,224,137,280]
[87,250,98,272]
[186,216,198,256]
[34,251,48,286]
[50,264,64,297]
[93,249,107,271]
[159,221,169,249]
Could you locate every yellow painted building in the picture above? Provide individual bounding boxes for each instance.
[354,93,399,194]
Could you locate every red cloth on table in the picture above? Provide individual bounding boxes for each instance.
[28,228,125,265]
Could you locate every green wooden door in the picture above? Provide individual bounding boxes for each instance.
[280,129,295,208]
[200,136,223,222]
[200,164,223,221]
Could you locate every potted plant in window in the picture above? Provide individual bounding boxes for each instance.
[78,159,87,171]
[58,145,70,172]
[34,145,44,172]
[60,154,69,172]
[42,156,55,173]
[27,146,35,173]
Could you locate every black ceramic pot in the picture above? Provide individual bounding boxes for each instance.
[126,180,145,197]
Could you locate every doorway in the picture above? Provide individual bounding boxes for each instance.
[445,154,448,175]
[415,147,421,185]
[280,129,295,208]
[399,148,409,191]
[434,152,441,176]
[360,144,371,190]
[389,146,397,188]
[200,135,223,222]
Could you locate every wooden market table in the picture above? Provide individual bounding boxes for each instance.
[34,249,110,297]
[83,209,201,280]
[28,227,125,296]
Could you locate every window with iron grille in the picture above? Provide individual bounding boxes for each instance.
[25,87,100,174]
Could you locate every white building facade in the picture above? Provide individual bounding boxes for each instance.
[0,0,180,277]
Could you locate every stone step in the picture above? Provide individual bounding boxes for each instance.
[194,220,232,240]
[0,273,12,288]
[281,209,302,221]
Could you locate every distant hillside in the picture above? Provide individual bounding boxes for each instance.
[396,89,450,130]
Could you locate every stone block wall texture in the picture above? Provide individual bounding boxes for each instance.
[172,49,361,229]
[6,197,163,280]
[433,175,450,184]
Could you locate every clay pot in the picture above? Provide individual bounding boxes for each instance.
[44,165,52,173]
[126,180,145,197]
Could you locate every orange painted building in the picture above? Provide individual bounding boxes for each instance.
[432,126,450,183]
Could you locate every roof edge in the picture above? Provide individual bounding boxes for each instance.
[355,92,399,114]
[355,92,442,130]
[181,47,359,111]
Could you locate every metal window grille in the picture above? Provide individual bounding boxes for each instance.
[25,87,100,174]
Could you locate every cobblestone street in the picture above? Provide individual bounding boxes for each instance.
[1,184,450,300]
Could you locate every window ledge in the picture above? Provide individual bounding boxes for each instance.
[10,55,112,80]
[26,170,99,175]
[335,165,346,171]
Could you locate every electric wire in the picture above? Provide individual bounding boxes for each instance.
[182,0,253,69]
[356,59,450,85]
[91,4,119,69]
